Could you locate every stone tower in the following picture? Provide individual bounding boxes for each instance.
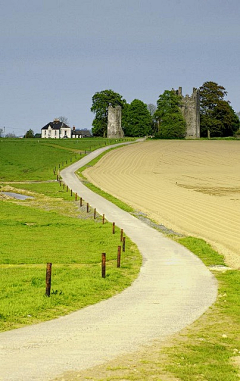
[176,87,200,139]
[107,105,124,138]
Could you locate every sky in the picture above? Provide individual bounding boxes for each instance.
[1,0,240,136]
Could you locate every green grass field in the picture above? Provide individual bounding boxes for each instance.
[0,138,141,331]
[0,137,133,181]
[1,138,239,380]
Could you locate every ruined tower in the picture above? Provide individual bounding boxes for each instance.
[176,87,200,139]
[107,105,124,139]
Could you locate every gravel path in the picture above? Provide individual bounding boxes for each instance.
[0,142,217,381]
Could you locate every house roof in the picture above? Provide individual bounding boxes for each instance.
[41,119,70,130]
[72,129,92,136]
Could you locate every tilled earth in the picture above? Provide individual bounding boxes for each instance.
[84,140,240,269]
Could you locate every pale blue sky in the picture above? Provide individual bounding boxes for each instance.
[1,0,239,136]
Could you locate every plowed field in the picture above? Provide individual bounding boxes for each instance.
[84,140,240,269]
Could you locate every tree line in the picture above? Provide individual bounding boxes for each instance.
[91,82,240,138]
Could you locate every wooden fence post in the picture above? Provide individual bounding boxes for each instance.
[120,229,123,242]
[102,214,105,224]
[122,237,126,252]
[102,253,106,278]
[112,222,115,234]
[46,263,52,297]
[87,203,89,213]
[94,208,96,219]
[75,193,78,201]
[117,246,121,268]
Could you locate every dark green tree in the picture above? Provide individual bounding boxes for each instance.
[199,81,239,137]
[123,99,152,137]
[91,89,126,137]
[154,90,186,139]
[214,101,239,137]
[24,129,34,138]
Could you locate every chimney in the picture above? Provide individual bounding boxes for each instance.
[73,126,76,131]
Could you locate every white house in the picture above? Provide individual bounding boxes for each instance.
[71,126,92,138]
[41,119,71,139]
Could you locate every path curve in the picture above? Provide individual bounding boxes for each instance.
[0,141,217,381]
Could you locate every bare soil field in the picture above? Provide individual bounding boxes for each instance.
[84,140,240,269]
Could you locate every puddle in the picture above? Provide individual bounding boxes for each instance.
[1,192,34,200]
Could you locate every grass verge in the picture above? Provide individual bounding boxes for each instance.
[0,139,141,332]
[0,138,134,181]
[0,188,141,332]
[1,139,239,379]
[56,236,240,381]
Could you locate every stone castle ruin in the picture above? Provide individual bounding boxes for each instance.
[175,87,200,139]
[107,88,200,139]
[107,105,124,138]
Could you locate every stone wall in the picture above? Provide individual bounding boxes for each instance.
[176,87,200,138]
[107,105,124,138]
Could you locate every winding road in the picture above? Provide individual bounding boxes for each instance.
[0,141,217,381]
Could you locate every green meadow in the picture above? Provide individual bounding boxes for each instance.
[1,138,239,380]
[0,138,141,331]
[0,137,132,181]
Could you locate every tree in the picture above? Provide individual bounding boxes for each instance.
[214,101,239,137]
[199,81,239,137]
[154,90,186,139]
[147,104,158,134]
[147,103,157,116]
[58,116,69,125]
[91,90,126,137]
[5,132,16,138]
[123,99,152,137]
[24,129,34,138]
[0,128,3,137]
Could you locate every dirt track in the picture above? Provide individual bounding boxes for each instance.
[84,140,240,269]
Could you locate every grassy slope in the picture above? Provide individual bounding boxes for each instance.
[0,138,132,181]
[1,139,239,380]
[0,138,141,331]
